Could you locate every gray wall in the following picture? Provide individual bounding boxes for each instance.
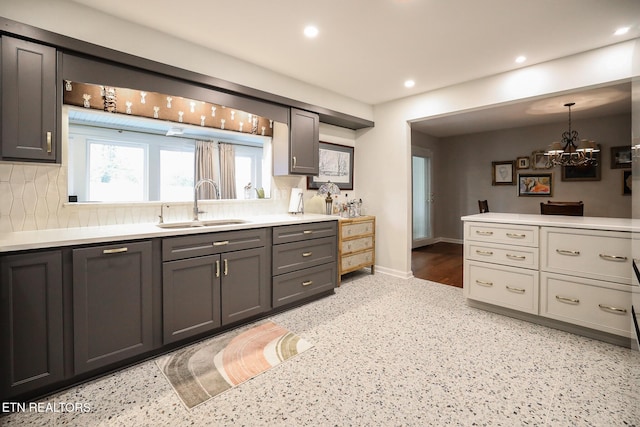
[412,113,631,242]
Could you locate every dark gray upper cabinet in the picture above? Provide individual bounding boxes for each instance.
[0,250,64,399]
[1,36,58,162]
[72,241,153,374]
[274,108,319,176]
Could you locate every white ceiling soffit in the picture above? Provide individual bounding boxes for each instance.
[68,0,640,106]
[410,82,632,138]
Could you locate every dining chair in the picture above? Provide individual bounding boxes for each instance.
[478,200,489,213]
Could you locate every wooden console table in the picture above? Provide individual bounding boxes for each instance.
[338,215,375,285]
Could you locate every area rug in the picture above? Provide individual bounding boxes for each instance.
[156,320,313,410]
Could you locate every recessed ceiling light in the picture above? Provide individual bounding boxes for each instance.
[614,26,630,36]
[515,55,526,64]
[304,25,319,38]
[404,80,415,88]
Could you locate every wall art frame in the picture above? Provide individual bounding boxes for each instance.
[307,142,354,190]
[492,160,515,185]
[531,151,551,169]
[516,157,530,169]
[611,146,632,169]
[518,173,553,197]
[623,170,632,195]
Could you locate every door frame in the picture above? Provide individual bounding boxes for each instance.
[411,146,436,248]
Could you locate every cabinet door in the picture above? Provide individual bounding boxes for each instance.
[221,247,270,326]
[73,241,153,374]
[289,108,319,175]
[1,36,57,161]
[0,251,64,399]
[163,255,221,344]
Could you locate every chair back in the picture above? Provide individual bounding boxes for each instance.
[478,200,489,213]
[540,201,584,216]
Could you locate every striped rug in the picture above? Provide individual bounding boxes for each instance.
[156,321,313,410]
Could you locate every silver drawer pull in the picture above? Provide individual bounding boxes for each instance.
[475,230,493,236]
[475,250,493,256]
[506,286,525,294]
[506,254,526,260]
[302,252,313,257]
[506,233,526,239]
[213,240,229,246]
[598,304,627,314]
[598,254,628,262]
[103,247,128,254]
[556,249,580,256]
[302,280,313,286]
[223,259,228,276]
[556,295,580,304]
[303,230,313,234]
[215,260,220,278]
[475,279,493,287]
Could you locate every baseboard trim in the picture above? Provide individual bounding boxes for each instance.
[435,237,463,245]
[375,265,413,280]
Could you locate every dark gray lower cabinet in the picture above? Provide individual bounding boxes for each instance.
[72,241,153,374]
[0,251,64,399]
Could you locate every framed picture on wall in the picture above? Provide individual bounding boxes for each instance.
[492,160,515,185]
[518,173,552,196]
[611,146,631,169]
[516,157,530,169]
[561,145,601,181]
[623,170,632,195]
[307,142,354,190]
[531,151,551,169]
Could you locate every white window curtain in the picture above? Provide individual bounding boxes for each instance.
[219,142,237,199]
[195,140,219,199]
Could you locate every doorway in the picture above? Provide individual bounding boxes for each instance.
[412,147,435,248]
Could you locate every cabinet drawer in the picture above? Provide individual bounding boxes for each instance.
[163,228,266,261]
[466,242,538,270]
[273,263,336,308]
[341,250,374,273]
[465,222,538,247]
[273,236,336,275]
[541,272,632,337]
[464,261,538,314]
[341,220,374,238]
[541,227,631,284]
[341,236,373,255]
[273,221,337,244]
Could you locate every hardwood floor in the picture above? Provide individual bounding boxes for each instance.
[411,242,463,288]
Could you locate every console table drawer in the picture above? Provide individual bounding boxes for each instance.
[341,250,374,273]
[541,272,632,337]
[541,227,631,284]
[464,261,538,314]
[341,236,374,255]
[466,242,538,270]
[465,222,538,247]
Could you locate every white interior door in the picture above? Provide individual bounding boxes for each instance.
[412,148,435,248]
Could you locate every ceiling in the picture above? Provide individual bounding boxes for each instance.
[68,0,638,134]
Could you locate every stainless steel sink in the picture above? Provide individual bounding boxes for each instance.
[156,219,248,229]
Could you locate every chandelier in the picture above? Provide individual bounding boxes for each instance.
[544,102,599,167]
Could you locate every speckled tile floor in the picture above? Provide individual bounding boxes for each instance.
[3,272,640,426]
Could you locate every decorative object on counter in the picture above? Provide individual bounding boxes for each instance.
[288,188,304,214]
[317,181,341,215]
[518,173,552,196]
[156,321,312,410]
[540,200,584,216]
[255,187,265,199]
[478,200,489,213]
[623,170,632,195]
[544,102,599,167]
[561,148,601,181]
[611,146,632,169]
[307,142,354,190]
[531,151,552,169]
[516,157,530,169]
[491,160,515,185]
[244,182,252,199]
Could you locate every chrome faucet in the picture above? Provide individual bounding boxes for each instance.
[158,203,170,224]
[193,179,219,221]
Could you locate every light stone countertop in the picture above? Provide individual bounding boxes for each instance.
[461,212,634,232]
[0,213,337,253]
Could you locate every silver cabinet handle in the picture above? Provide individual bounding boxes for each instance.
[302,252,313,257]
[215,260,220,278]
[506,233,526,239]
[506,286,525,294]
[302,280,313,286]
[303,230,313,234]
[46,131,52,153]
[292,156,297,168]
[506,254,526,260]
[475,279,493,287]
[103,247,128,254]
[556,295,580,304]
[598,304,627,314]
[475,230,493,236]
[598,254,628,262]
[213,240,229,246]
[223,259,228,276]
[475,250,493,256]
[556,249,580,256]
